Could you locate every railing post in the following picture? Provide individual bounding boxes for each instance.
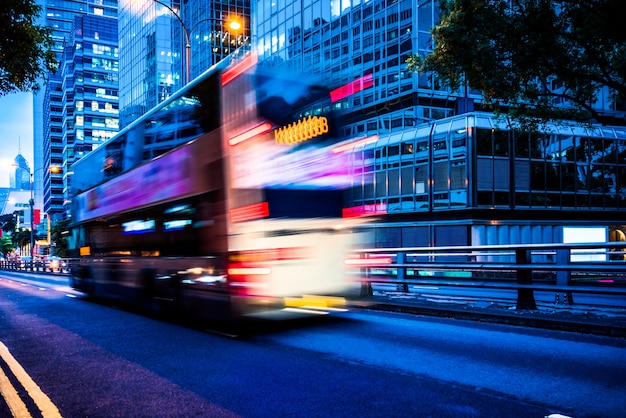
[359,253,373,297]
[554,248,573,305]
[515,248,537,310]
[396,252,409,292]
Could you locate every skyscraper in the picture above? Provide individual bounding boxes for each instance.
[252,0,626,247]
[10,153,30,191]
[61,13,119,215]
[34,0,118,222]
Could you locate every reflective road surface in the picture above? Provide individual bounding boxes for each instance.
[1,272,625,417]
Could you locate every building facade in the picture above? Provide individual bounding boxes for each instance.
[61,14,119,215]
[118,0,250,129]
[345,112,626,247]
[253,0,626,246]
[35,0,119,222]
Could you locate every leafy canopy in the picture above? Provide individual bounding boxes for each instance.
[0,0,57,95]
[407,0,626,126]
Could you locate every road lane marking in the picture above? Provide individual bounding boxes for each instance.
[0,342,62,418]
[0,364,30,417]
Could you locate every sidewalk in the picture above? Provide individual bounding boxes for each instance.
[353,290,626,338]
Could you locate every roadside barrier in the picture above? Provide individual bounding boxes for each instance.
[347,242,626,310]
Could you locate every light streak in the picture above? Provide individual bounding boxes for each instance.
[228,122,274,146]
[332,135,379,153]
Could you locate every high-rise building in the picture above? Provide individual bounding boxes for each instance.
[252,0,626,246]
[34,0,118,222]
[61,14,119,215]
[118,0,183,128]
[10,153,31,191]
[118,0,250,129]
[254,0,624,132]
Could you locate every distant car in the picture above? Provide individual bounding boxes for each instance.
[47,256,66,272]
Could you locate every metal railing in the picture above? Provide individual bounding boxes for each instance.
[347,242,626,310]
[0,258,75,274]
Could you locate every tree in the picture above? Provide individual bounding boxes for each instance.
[0,235,14,258]
[407,0,626,127]
[50,219,70,258]
[0,213,18,235]
[0,0,57,95]
[12,227,31,253]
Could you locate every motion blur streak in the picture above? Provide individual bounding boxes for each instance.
[221,52,258,86]
[344,257,393,266]
[228,268,272,276]
[228,122,274,146]
[331,135,379,153]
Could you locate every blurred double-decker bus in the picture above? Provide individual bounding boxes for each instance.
[68,52,373,322]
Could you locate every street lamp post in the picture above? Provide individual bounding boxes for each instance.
[152,1,245,85]
[29,172,34,271]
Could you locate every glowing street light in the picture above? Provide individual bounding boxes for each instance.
[152,1,245,85]
[228,19,241,32]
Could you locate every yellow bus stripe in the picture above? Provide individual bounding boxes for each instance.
[0,342,62,418]
[0,364,31,418]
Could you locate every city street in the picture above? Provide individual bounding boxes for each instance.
[1,273,625,417]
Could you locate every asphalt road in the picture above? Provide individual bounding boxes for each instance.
[1,273,625,417]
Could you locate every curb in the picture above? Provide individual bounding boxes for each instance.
[355,300,626,338]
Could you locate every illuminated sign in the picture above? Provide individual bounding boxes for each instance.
[274,115,329,145]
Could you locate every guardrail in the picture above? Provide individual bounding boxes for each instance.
[0,258,75,274]
[347,242,626,310]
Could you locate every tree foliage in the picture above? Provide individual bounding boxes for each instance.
[12,227,31,251]
[0,0,57,95]
[0,236,14,257]
[0,213,17,235]
[407,0,626,126]
[50,219,70,257]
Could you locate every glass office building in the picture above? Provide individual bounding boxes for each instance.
[254,0,626,246]
[346,112,626,246]
[61,14,119,215]
[36,0,118,221]
[118,0,250,129]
